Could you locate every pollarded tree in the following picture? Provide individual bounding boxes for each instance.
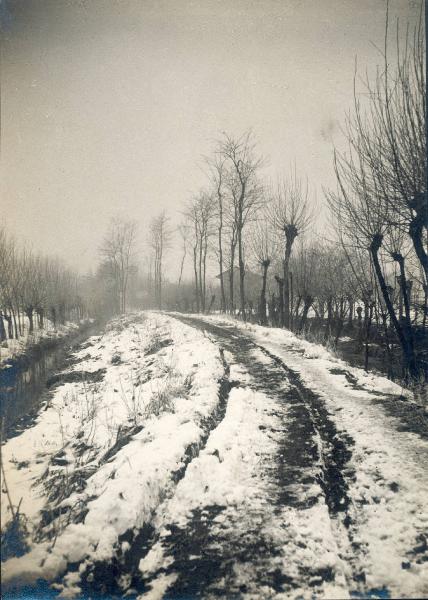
[268,170,313,329]
[249,209,278,325]
[328,9,425,379]
[327,172,418,378]
[343,9,427,285]
[291,241,322,333]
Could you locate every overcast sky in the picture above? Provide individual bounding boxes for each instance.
[1,0,421,275]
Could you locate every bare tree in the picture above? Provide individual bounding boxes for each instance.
[327,8,425,379]
[148,211,171,310]
[100,218,137,314]
[249,210,278,324]
[177,222,189,288]
[206,155,227,312]
[291,241,321,333]
[346,8,427,284]
[217,130,264,319]
[184,193,216,313]
[0,227,90,338]
[268,170,313,328]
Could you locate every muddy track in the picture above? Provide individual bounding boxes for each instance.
[132,315,360,598]
[75,339,237,597]
[75,315,359,598]
[177,316,356,516]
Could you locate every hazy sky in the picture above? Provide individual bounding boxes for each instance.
[0,0,421,275]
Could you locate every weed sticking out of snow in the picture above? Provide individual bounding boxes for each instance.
[1,312,224,597]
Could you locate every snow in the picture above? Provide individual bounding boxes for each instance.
[1,312,223,595]
[139,383,349,599]
[2,311,427,599]
[187,314,428,598]
[0,316,85,366]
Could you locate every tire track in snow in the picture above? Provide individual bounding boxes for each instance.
[129,315,359,598]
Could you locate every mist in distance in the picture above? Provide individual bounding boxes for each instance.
[1,0,420,277]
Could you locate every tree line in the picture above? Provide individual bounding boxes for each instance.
[2,10,425,382]
[101,10,425,381]
[168,12,426,381]
[0,229,88,341]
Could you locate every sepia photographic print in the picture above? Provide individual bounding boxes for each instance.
[0,1,427,598]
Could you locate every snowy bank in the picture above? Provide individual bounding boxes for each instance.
[0,317,93,367]
[1,312,224,596]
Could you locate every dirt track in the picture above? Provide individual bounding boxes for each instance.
[80,315,362,598]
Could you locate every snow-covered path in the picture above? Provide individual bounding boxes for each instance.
[2,312,427,599]
[135,315,428,600]
[137,317,352,599]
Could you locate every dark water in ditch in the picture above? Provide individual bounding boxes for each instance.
[0,323,101,441]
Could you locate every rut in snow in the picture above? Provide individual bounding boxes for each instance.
[131,315,359,598]
[70,315,359,598]
[74,339,238,597]
[177,317,356,516]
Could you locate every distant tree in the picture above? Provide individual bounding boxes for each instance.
[249,209,278,324]
[217,131,264,319]
[100,218,137,314]
[268,170,313,329]
[177,222,189,288]
[184,193,216,313]
[206,155,227,312]
[291,241,321,333]
[148,211,171,310]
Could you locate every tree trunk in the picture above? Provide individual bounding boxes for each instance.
[348,298,354,328]
[324,297,333,341]
[4,311,13,339]
[0,313,6,341]
[294,296,303,323]
[198,234,204,312]
[364,302,373,372]
[259,261,269,325]
[393,253,416,373]
[218,199,226,312]
[409,209,428,286]
[229,240,236,314]
[9,308,16,339]
[370,234,418,378]
[203,236,208,313]
[357,306,363,352]
[380,310,394,380]
[193,246,200,313]
[283,226,297,329]
[238,224,246,321]
[159,242,163,311]
[26,307,34,334]
[269,294,277,326]
[299,296,313,333]
[334,298,346,346]
[275,275,284,327]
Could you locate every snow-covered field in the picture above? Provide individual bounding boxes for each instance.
[1,311,427,599]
